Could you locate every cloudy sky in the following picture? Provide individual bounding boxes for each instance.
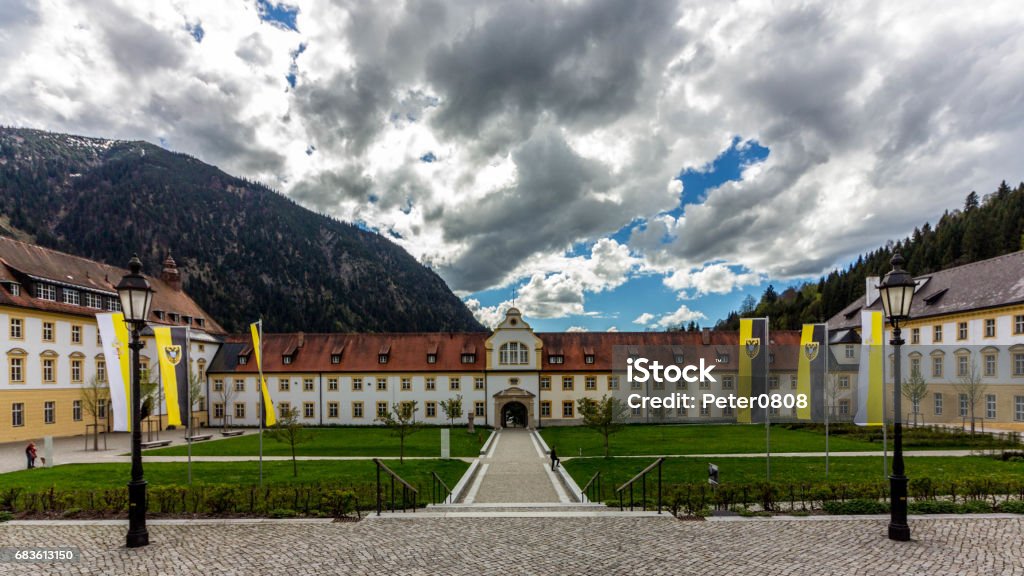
[2,0,1023,331]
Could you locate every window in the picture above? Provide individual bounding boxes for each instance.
[303,378,314,392]
[475,377,485,390]
[213,403,225,419]
[839,375,850,389]
[631,376,642,390]
[608,376,619,390]
[9,356,24,383]
[73,400,82,421]
[475,401,485,417]
[426,402,437,418]
[36,283,56,301]
[986,394,996,420]
[768,376,779,390]
[959,394,968,417]
[450,376,460,390]
[12,403,24,427]
[9,317,23,339]
[425,377,436,391]
[426,354,437,364]
[303,402,315,418]
[97,360,106,382]
[44,401,55,424]
[42,322,54,342]
[213,379,224,392]
[698,378,709,390]
[585,376,596,390]
[71,359,82,383]
[844,345,854,359]
[238,355,248,365]
[282,355,293,365]
[1016,396,1024,422]
[331,354,341,365]
[934,393,943,416]
[234,379,245,392]
[985,319,996,338]
[278,402,291,419]
[352,377,363,391]
[933,325,943,343]
[234,403,246,419]
[911,328,920,344]
[84,292,103,309]
[105,296,121,311]
[984,354,997,377]
[839,399,850,416]
[631,406,641,417]
[540,376,551,390]
[198,343,205,353]
[401,377,411,391]
[461,354,476,363]
[140,359,150,382]
[541,401,552,417]
[562,376,574,391]
[1016,315,1024,335]
[717,354,730,364]
[499,342,529,365]
[722,375,734,390]
[932,355,944,378]
[376,401,388,418]
[562,401,574,418]
[653,377,664,391]
[376,377,387,391]
[957,322,968,341]
[911,357,921,376]
[1015,353,1024,376]
[8,283,19,296]
[585,355,595,365]
[912,397,920,415]
[328,378,339,391]
[63,288,80,305]
[700,405,710,417]
[548,355,564,364]
[42,358,55,383]
[353,402,364,418]
[957,355,969,377]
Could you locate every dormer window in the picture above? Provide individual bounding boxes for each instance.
[154,310,165,320]
[195,318,205,327]
[378,354,389,364]
[584,355,595,364]
[238,355,248,365]
[183,315,192,325]
[427,354,437,364]
[461,354,475,363]
[8,283,20,296]
[717,353,730,364]
[331,354,341,365]
[62,288,80,305]
[283,355,293,365]
[169,313,180,323]
[36,283,56,301]
[549,355,564,364]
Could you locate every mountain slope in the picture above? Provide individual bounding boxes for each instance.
[0,127,484,333]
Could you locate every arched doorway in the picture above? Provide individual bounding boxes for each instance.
[501,401,528,428]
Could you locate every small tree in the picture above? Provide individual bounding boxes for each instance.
[217,381,237,431]
[953,358,986,435]
[80,375,108,450]
[441,395,463,427]
[378,401,421,463]
[576,395,629,458]
[902,366,929,427]
[268,406,310,477]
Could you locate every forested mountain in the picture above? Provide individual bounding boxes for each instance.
[0,127,484,333]
[715,181,1024,330]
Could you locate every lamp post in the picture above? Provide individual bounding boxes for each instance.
[878,253,916,542]
[117,255,154,548]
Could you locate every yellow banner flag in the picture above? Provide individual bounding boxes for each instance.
[250,322,276,427]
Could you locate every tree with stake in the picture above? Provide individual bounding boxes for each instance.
[80,374,108,451]
[268,406,310,477]
[902,365,929,427]
[378,401,421,463]
[441,394,463,428]
[576,395,629,458]
[953,357,986,435]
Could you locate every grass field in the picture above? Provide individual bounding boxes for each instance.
[0,458,468,493]
[147,426,490,458]
[538,423,1016,457]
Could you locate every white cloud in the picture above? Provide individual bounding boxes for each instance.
[633,312,655,325]
[606,326,619,332]
[463,298,513,330]
[654,304,707,329]
[566,326,588,332]
[662,263,763,299]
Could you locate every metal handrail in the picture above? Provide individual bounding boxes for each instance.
[373,458,419,516]
[616,457,665,514]
[431,471,453,505]
[581,471,601,503]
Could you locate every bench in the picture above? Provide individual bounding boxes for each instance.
[141,440,171,449]
[221,430,244,437]
[186,434,213,442]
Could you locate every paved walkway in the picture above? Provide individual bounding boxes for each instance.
[2,516,1021,575]
[469,430,565,504]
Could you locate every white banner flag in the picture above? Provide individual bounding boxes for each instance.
[97,313,132,432]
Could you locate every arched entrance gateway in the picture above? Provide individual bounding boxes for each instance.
[493,387,536,429]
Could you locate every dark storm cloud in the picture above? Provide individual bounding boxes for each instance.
[291,65,393,156]
[95,0,186,76]
[290,165,374,212]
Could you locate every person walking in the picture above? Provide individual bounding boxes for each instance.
[25,442,37,469]
[550,445,560,470]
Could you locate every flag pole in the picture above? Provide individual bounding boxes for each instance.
[258,319,265,489]
[882,329,888,478]
[186,327,193,486]
[824,323,830,480]
[765,317,771,483]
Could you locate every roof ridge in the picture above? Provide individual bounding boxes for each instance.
[916,249,1024,278]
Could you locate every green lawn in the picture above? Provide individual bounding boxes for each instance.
[147,426,490,458]
[539,423,1015,457]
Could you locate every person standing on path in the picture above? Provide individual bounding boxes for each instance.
[550,445,560,470]
[25,442,37,469]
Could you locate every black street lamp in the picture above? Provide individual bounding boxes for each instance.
[116,254,154,548]
[878,253,916,542]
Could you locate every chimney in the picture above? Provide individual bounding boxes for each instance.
[297,332,305,348]
[865,276,880,307]
[701,327,711,346]
[161,252,182,291]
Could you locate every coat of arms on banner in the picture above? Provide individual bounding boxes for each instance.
[803,342,820,361]
[744,338,760,359]
[163,345,183,366]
